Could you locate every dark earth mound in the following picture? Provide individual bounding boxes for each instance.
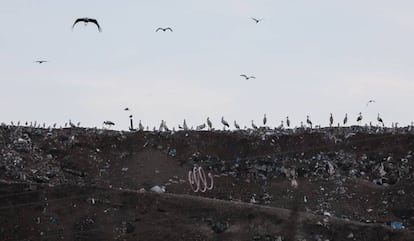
[1,125,413,240]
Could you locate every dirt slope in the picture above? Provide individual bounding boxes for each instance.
[1,125,413,240]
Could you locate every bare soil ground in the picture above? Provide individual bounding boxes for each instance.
[0,125,413,240]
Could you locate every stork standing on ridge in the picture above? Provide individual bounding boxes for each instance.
[377,113,384,127]
[357,112,363,125]
[278,120,284,129]
[234,120,240,130]
[343,113,348,126]
[159,120,164,132]
[196,123,206,131]
[251,120,258,129]
[306,115,312,129]
[163,120,170,132]
[69,120,76,128]
[103,121,115,128]
[183,119,189,131]
[329,113,334,127]
[286,116,290,128]
[221,117,230,130]
[207,117,212,130]
[263,113,267,126]
[138,120,144,131]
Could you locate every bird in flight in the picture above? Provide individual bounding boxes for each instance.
[251,18,263,24]
[72,17,101,32]
[156,27,173,32]
[240,74,256,80]
[366,99,376,106]
[34,60,47,64]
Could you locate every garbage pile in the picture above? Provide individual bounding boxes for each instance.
[1,124,413,231]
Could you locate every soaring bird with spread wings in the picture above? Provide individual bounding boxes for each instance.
[72,17,101,32]
[366,99,376,106]
[251,18,263,23]
[240,74,256,80]
[156,27,173,32]
[34,60,48,64]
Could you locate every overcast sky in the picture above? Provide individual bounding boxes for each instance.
[1,0,414,130]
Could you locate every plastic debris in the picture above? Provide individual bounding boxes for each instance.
[168,148,177,157]
[150,185,165,193]
[390,221,405,229]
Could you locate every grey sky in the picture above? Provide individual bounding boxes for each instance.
[1,0,414,130]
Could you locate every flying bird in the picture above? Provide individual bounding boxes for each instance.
[124,108,130,111]
[156,27,173,32]
[34,60,48,64]
[72,17,101,32]
[366,100,376,106]
[240,74,256,80]
[251,18,263,23]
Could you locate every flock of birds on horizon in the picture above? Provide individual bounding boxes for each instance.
[28,17,410,132]
[6,110,414,133]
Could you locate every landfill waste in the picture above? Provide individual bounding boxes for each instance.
[390,221,405,229]
[1,125,414,240]
[150,185,166,193]
[211,221,229,234]
[168,148,177,157]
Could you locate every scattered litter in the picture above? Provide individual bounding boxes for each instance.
[323,211,332,217]
[168,148,177,157]
[390,221,405,229]
[211,221,229,234]
[150,185,165,193]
